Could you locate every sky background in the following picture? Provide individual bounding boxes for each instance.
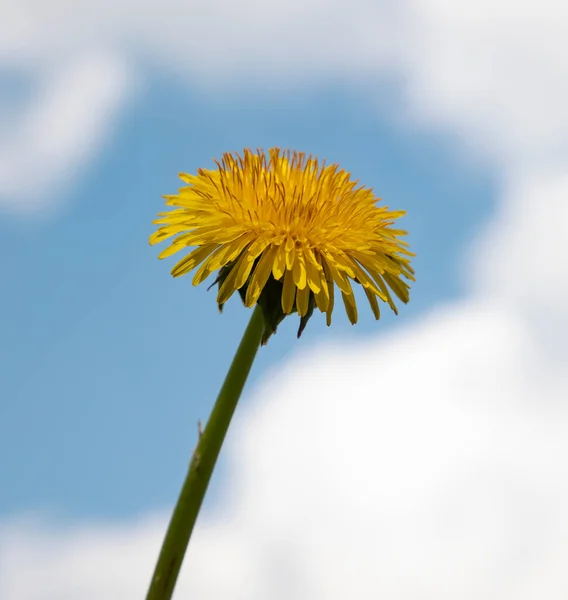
[1,0,568,598]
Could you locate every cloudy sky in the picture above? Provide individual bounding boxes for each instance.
[2,0,568,598]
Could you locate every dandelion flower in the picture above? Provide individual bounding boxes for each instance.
[150,148,414,343]
[146,153,415,595]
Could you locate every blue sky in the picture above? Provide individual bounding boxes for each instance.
[1,76,495,520]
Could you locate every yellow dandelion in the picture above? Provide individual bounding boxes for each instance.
[146,150,416,598]
[150,148,415,343]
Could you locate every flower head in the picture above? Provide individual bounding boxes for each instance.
[150,148,415,343]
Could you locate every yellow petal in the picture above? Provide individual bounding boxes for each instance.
[321,260,335,327]
[149,226,187,246]
[217,251,250,305]
[364,287,381,320]
[285,236,296,270]
[157,241,188,260]
[313,275,329,312]
[247,237,272,261]
[296,285,310,317]
[180,225,244,247]
[383,272,410,303]
[171,244,219,278]
[282,268,296,314]
[292,249,307,290]
[327,250,356,279]
[192,232,255,286]
[245,245,279,306]
[304,248,323,294]
[321,254,352,295]
[178,172,201,185]
[233,254,257,290]
[341,291,358,325]
[346,256,387,301]
[272,242,286,280]
[369,272,398,314]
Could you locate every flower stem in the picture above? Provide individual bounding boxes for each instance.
[145,305,265,600]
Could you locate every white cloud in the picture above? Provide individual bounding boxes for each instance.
[2,0,568,209]
[2,302,568,599]
[0,515,163,599]
[471,167,568,358]
[398,0,568,167]
[0,0,400,212]
[0,52,131,213]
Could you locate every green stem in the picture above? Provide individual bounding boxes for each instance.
[146,305,265,600]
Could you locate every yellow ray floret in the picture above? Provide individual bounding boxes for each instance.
[150,148,415,340]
